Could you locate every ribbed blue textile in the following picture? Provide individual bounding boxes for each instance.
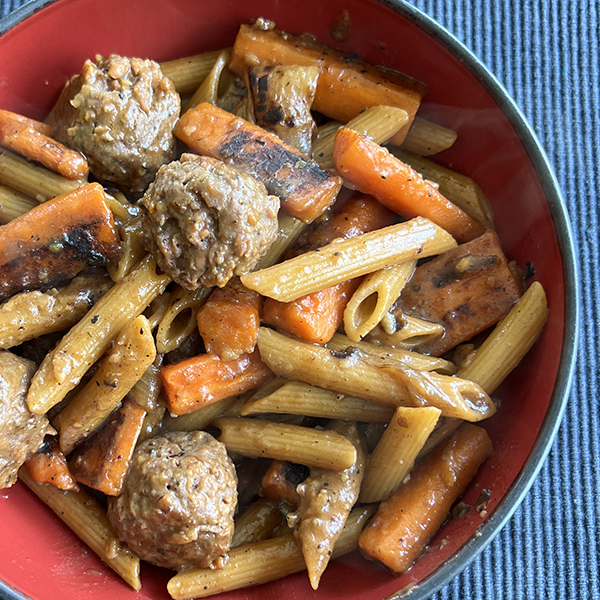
[1,1,598,599]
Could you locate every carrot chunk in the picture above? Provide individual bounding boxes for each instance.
[24,437,78,492]
[161,349,273,416]
[333,127,485,243]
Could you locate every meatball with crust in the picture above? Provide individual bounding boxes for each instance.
[107,431,237,571]
[139,153,280,288]
[0,351,54,488]
[47,54,180,195]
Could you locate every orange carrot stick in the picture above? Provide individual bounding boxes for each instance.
[229,23,426,146]
[174,102,342,223]
[0,109,88,180]
[260,460,305,509]
[358,422,493,575]
[0,182,121,301]
[24,437,78,492]
[0,110,53,136]
[262,193,396,343]
[68,398,146,496]
[196,277,262,360]
[333,127,485,243]
[161,349,273,416]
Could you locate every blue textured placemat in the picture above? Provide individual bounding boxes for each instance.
[1,1,597,600]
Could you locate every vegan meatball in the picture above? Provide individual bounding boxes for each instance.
[107,431,237,572]
[139,153,280,288]
[0,351,54,488]
[47,54,180,195]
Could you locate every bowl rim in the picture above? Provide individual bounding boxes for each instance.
[0,1,580,600]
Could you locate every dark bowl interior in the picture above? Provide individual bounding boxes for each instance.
[0,1,578,599]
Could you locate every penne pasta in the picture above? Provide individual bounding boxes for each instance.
[213,416,357,471]
[400,116,458,156]
[240,379,395,423]
[254,212,306,270]
[313,105,409,169]
[18,467,141,590]
[167,504,376,600]
[256,327,495,421]
[26,256,170,415]
[231,498,284,548]
[368,314,445,350]
[161,395,241,431]
[107,217,147,283]
[241,217,457,302]
[0,183,37,223]
[359,405,441,503]
[343,260,416,342]
[185,49,230,110]
[54,315,156,454]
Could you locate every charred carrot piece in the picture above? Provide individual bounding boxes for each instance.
[0,109,88,180]
[196,277,262,361]
[174,102,342,224]
[161,349,273,416]
[333,127,485,243]
[229,23,426,146]
[0,182,121,301]
[261,460,307,509]
[24,436,78,492]
[358,422,493,575]
[262,193,396,343]
[68,398,146,496]
[394,230,524,356]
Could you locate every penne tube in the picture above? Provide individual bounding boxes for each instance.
[313,105,409,169]
[185,49,230,110]
[128,363,162,413]
[390,148,495,230]
[160,48,233,95]
[213,416,357,471]
[241,217,457,302]
[343,260,416,342]
[231,498,284,548]
[240,379,395,423]
[359,406,441,503]
[457,281,548,394]
[19,467,141,590]
[417,416,463,459]
[27,256,170,415]
[0,147,85,202]
[55,315,156,454]
[255,212,305,270]
[167,504,376,600]
[257,327,495,421]
[368,314,445,350]
[107,216,146,283]
[0,270,113,350]
[400,116,458,156]
[326,333,457,374]
[161,395,241,431]
[0,183,37,223]
[314,120,342,143]
[156,284,212,354]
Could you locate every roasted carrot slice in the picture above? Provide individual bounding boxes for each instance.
[229,23,426,146]
[391,230,524,356]
[333,127,485,243]
[358,422,493,575]
[262,193,396,343]
[161,349,273,416]
[174,102,342,223]
[24,437,78,492]
[0,182,121,301]
[196,277,262,360]
[260,460,308,509]
[0,109,88,180]
[68,398,146,496]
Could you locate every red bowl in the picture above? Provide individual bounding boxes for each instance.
[0,1,578,599]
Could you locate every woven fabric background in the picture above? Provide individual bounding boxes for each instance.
[1,1,597,599]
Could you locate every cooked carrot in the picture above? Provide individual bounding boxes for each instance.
[333,127,485,243]
[229,23,426,146]
[24,437,78,492]
[0,110,53,136]
[261,460,307,509]
[174,102,342,223]
[392,230,524,356]
[0,109,88,180]
[262,193,396,343]
[196,277,262,360]
[0,182,121,301]
[161,349,273,416]
[68,398,146,496]
[358,422,493,575]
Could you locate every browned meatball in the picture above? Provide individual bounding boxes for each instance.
[0,351,53,488]
[47,54,180,195]
[139,153,280,288]
[107,431,237,571]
